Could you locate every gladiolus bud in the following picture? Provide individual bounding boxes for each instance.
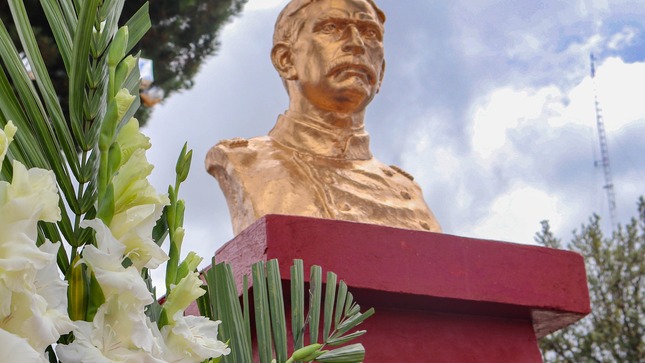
[289,343,323,362]
[115,55,137,89]
[176,252,203,283]
[67,256,88,321]
[108,26,129,67]
[175,143,193,184]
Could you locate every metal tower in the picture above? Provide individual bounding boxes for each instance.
[590,53,617,228]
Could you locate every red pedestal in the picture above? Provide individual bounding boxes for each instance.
[196,215,590,362]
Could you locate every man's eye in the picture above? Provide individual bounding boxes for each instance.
[362,28,380,39]
[321,23,338,33]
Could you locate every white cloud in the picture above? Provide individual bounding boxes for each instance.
[244,0,288,11]
[607,27,638,50]
[464,185,563,244]
[469,86,562,159]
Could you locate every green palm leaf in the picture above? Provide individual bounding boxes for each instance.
[204,259,374,363]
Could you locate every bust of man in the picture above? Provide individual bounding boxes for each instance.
[206,0,442,235]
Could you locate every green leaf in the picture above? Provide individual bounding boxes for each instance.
[326,330,366,347]
[309,265,323,345]
[207,262,252,363]
[57,0,78,34]
[86,269,106,321]
[252,262,273,363]
[69,0,101,151]
[316,343,366,363]
[0,69,43,169]
[196,280,213,320]
[39,0,73,72]
[323,272,337,340]
[242,275,251,349]
[332,308,375,339]
[96,0,126,57]
[124,2,152,54]
[13,0,80,180]
[152,205,169,246]
[267,259,288,363]
[0,15,78,214]
[334,281,348,328]
[291,259,305,350]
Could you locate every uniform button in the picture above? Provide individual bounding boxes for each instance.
[420,222,431,230]
[400,191,412,200]
[340,203,351,212]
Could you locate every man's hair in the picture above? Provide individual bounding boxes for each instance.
[273,0,386,46]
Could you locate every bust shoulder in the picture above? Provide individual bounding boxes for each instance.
[205,136,274,174]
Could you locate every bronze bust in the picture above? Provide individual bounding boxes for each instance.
[206,0,442,235]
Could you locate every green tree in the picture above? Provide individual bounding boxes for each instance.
[536,197,645,362]
[0,0,247,126]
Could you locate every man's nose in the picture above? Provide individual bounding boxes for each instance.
[341,26,365,55]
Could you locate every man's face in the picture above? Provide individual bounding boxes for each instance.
[290,0,385,114]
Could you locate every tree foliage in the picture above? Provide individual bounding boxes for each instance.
[536,197,645,362]
[0,0,247,126]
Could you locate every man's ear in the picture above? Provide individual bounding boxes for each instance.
[376,59,386,93]
[271,42,297,80]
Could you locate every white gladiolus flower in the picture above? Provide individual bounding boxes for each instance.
[110,202,169,271]
[0,125,71,358]
[80,219,153,304]
[162,313,230,363]
[1,242,74,353]
[160,273,230,363]
[0,328,47,363]
[109,121,169,271]
[57,296,167,363]
[162,272,205,321]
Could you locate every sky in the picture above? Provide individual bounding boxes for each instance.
[141,0,645,292]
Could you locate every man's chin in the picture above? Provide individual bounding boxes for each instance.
[328,89,374,113]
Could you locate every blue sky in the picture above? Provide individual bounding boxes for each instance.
[142,0,645,292]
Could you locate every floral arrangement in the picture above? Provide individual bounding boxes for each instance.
[0,1,372,362]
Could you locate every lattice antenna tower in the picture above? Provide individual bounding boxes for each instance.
[589,53,617,229]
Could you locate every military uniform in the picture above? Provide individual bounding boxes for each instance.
[206,113,441,235]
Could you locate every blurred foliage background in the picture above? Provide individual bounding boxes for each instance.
[0,0,248,126]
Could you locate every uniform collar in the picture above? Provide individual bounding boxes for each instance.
[269,112,372,160]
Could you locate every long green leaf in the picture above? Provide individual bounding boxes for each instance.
[124,2,151,54]
[326,330,366,347]
[0,17,79,214]
[11,0,80,179]
[291,259,305,351]
[212,263,252,363]
[58,0,78,34]
[334,281,348,328]
[323,272,337,340]
[39,0,73,73]
[316,343,366,363]
[0,64,44,168]
[69,0,100,151]
[309,265,323,345]
[252,262,273,363]
[95,0,125,56]
[267,259,288,363]
[332,308,375,338]
[242,274,251,348]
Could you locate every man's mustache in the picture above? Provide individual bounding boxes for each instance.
[325,58,377,85]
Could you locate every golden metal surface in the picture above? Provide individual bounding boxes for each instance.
[206,0,442,235]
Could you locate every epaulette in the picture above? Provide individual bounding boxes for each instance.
[217,137,249,149]
[389,165,414,181]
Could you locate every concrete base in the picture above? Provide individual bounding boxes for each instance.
[195,215,590,362]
